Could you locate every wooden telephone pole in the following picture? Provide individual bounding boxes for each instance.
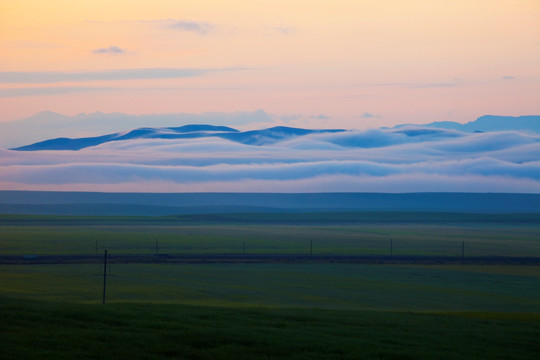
[102,250,108,304]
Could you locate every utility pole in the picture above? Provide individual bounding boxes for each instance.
[310,240,313,259]
[95,239,98,256]
[390,238,393,256]
[243,241,245,256]
[155,238,158,256]
[461,241,465,259]
[102,250,108,304]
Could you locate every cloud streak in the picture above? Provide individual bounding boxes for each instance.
[166,20,214,34]
[0,67,244,84]
[0,86,119,98]
[355,81,469,89]
[359,112,380,119]
[92,46,127,54]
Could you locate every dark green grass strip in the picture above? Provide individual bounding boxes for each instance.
[1,298,539,360]
[1,212,540,226]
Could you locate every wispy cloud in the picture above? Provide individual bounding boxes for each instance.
[92,45,127,54]
[311,115,330,120]
[4,41,61,49]
[359,112,381,119]
[166,20,214,35]
[502,75,515,80]
[355,81,468,89]
[86,18,215,35]
[0,86,118,98]
[407,82,464,88]
[0,67,243,84]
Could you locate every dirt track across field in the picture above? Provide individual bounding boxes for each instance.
[2,254,540,265]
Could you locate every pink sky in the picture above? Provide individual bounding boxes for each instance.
[1,0,539,129]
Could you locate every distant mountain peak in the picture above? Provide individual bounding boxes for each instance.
[23,110,68,122]
[416,115,540,133]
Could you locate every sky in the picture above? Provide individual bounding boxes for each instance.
[1,0,539,129]
[1,1,539,193]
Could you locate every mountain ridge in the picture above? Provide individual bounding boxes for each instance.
[398,115,540,133]
[12,125,346,151]
[4,113,540,150]
[8,115,540,151]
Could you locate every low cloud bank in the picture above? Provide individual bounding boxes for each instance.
[1,128,539,193]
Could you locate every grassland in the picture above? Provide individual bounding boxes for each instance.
[1,213,539,257]
[1,263,540,311]
[1,212,539,359]
[2,298,540,360]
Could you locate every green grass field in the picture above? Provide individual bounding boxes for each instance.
[1,213,540,257]
[1,213,540,359]
[2,263,540,311]
[2,298,540,360]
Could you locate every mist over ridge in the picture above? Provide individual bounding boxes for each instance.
[1,112,539,149]
[1,114,539,193]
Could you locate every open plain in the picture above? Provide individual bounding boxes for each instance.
[1,212,539,359]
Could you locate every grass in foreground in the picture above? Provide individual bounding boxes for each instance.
[1,298,539,360]
[2,263,540,311]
